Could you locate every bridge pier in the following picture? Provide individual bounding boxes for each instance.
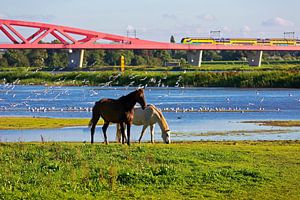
[187,50,203,67]
[248,51,263,67]
[68,49,85,68]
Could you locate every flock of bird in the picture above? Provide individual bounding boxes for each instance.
[0,74,299,114]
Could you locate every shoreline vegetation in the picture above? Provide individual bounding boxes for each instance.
[0,117,100,130]
[0,141,299,199]
[243,120,300,127]
[0,117,299,130]
[0,67,300,88]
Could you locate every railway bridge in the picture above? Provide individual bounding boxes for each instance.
[1,19,300,67]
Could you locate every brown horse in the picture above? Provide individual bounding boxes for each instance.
[88,88,146,145]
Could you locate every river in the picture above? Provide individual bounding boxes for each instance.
[0,85,300,142]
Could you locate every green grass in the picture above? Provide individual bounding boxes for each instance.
[0,141,299,199]
[1,70,300,88]
[0,117,102,130]
[244,120,300,127]
[85,63,300,72]
[2,63,300,72]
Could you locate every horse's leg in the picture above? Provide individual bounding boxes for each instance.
[102,122,109,145]
[150,124,155,144]
[116,123,121,143]
[138,125,148,144]
[90,114,100,144]
[119,122,126,144]
[126,123,132,146]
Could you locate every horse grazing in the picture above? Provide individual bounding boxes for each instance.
[116,104,171,144]
[88,88,146,145]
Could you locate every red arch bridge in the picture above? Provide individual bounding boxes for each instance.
[0,19,300,67]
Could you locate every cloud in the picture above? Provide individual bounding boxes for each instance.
[262,17,294,27]
[197,14,217,22]
[162,14,177,20]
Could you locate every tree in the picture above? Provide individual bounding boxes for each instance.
[85,50,105,67]
[104,50,122,66]
[4,50,30,67]
[170,35,176,57]
[131,55,146,66]
[173,50,187,60]
[121,50,134,65]
[220,51,243,61]
[28,49,48,67]
[154,50,171,61]
[45,50,68,67]
[0,57,8,67]
[170,35,176,43]
[104,50,134,66]
[203,51,222,61]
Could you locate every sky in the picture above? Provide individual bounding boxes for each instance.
[1,0,300,42]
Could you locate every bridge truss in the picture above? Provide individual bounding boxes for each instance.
[1,19,300,51]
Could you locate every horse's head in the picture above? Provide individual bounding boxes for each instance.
[162,129,171,144]
[136,88,146,110]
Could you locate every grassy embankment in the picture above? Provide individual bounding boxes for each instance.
[244,120,300,127]
[0,141,299,199]
[0,117,300,130]
[0,117,101,130]
[1,62,300,72]
[79,63,300,72]
[1,69,300,88]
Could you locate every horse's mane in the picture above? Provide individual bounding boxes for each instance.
[118,90,138,102]
[149,104,169,131]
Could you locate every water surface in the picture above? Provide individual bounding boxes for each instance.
[0,85,299,142]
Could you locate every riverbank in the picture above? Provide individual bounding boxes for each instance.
[244,120,300,127]
[0,141,299,199]
[0,117,97,130]
[0,117,299,130]
[1,70,300,88]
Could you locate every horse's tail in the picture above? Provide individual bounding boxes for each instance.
[88,101,101,128]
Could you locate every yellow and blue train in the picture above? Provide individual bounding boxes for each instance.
[181,38,300,46]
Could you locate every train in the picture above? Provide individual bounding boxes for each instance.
[181,37,300,46]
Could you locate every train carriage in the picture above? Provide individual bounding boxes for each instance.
[181,37,299,46]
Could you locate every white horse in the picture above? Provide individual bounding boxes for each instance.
[116,104,171,144]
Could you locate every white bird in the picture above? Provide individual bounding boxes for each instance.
[260,97,264,103]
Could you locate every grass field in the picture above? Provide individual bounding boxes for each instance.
[1,117,299,130]
[0,117,97,130]
[244,120,300,127]
[0,141,299,199]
